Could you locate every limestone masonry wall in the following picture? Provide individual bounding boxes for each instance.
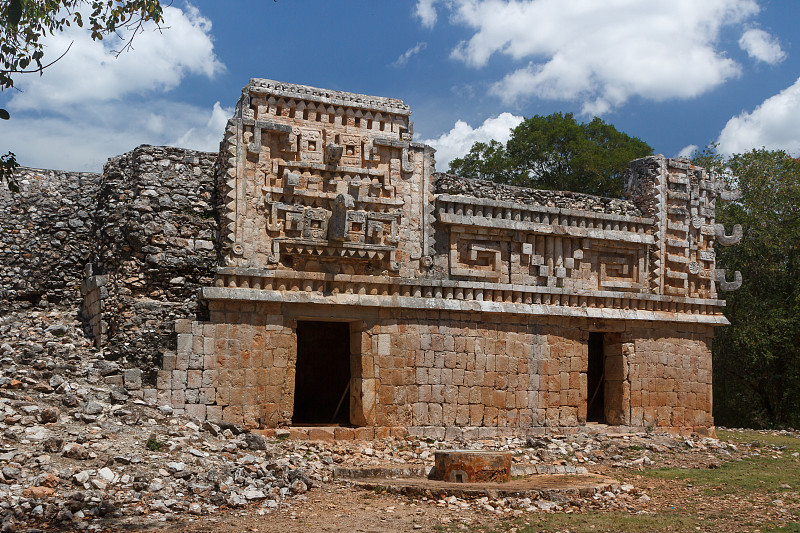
[149,300,714,436]
[0,167,100,309]
[91,145,220,380]
[1,78,739,436]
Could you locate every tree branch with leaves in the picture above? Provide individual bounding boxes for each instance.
[0,0,164,191]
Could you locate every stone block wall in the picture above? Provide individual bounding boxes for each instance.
[92,145,220,375]
[364,312,582,430]
[80,269,108,346]
[627,324,713,431]
[151,300,715,435]
[0,167,101,309]
[144,302,294,425]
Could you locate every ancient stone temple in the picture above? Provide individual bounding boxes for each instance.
[121,78,739,438]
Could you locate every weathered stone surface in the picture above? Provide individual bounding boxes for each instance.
[435,173,641,216]
[0,167,100,308]
[431,450,512,483]
[0,79,740,439]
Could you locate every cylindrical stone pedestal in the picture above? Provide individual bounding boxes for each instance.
[431,450,512,483]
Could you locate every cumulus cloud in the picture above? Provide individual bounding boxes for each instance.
[717,77,800,155]
[10,5,223,110]
[677,145,699,158]
[0,101,231,172]
[394,42,428,67]
[420,112,524,170]
[173,102,232,152]
[1,3,226,170]
[415,0,439,28]
[417,0,761,113]
[739,28,786,64]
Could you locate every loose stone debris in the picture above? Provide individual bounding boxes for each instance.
[0,302,774,531]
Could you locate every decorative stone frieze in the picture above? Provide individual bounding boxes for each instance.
[1,78,741,436]
[143,79,739,435]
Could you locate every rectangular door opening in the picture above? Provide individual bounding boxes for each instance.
[587,332,606,423]
[292,321,351,425]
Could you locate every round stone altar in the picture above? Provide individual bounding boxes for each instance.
[430,450,512,483]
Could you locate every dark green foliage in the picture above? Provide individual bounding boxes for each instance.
[448,113,652,197]
[146,435,163,451]
[697,148,800,428]
[0,151,18,192]
[1,1,164,92]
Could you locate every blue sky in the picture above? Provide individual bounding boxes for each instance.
[2,0,799,173]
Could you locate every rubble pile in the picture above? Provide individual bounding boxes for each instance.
[0,303,756,531]
[0,306,326,531]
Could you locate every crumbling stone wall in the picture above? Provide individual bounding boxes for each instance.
[435,173,641,216]
[0,146,221,389]
[0,167,101,310]
[92,145,220,377]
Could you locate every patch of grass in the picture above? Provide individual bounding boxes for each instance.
[718,429,800,449]
[520,512,700,532]
[766,525,800,533]
[434,513,700,533]
[269,433,289,443]
[643,430,800,494]
[146,435,163,452]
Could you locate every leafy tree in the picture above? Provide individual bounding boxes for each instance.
[449,113,652,197]
[0,0,164,191]
[697,148,800,428]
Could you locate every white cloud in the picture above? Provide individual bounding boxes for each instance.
[415,0,439,28]
[423,0,761,113]
[394,42,428,67]
[0,3,227,171]
[173,102,232,152]
[9,4,223,110]
[0,101,231,172]
[420,112,524,170]
[677,145,699,158]
[739,28,786,64]
[717,77,800,155]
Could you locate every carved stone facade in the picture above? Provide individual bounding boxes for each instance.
[133,79,740,436]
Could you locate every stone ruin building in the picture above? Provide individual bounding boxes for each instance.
[1,79,743,439]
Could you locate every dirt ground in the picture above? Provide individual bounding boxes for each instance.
[111,472,798,533]
[111,429,800,533]
[119,484,495,533]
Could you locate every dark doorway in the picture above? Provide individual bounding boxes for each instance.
[292,321,351,425]
[587,332,606,423]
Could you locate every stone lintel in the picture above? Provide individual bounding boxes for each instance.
[199,286,730,325]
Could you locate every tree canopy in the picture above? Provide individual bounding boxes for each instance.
[1,0,164,190]
[448,113,653,198]
[697,148,800,428]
